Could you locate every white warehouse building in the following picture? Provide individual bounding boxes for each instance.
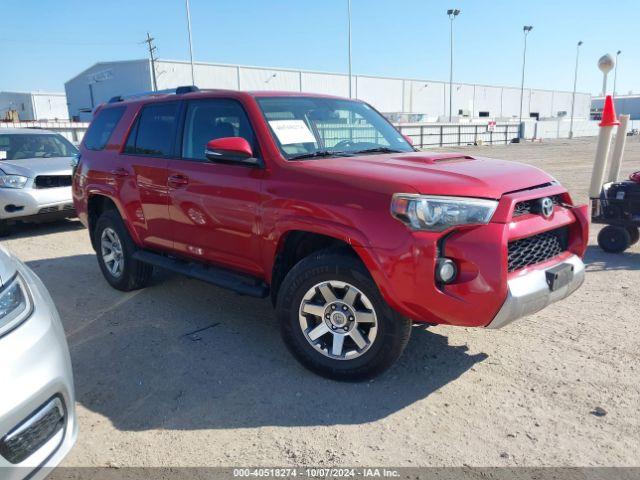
[65,59,591,122]
[0,91,69,121]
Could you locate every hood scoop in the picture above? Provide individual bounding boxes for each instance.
[388,153,476,165]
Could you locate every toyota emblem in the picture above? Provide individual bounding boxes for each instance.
[539,197,554,218]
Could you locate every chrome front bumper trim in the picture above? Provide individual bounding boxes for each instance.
[487,254,585,329]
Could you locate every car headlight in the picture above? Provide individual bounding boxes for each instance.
[391,194,498,231]
[0,274,33,337]
[0,174,28,189]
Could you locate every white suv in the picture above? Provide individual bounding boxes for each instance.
[0,129,78,236]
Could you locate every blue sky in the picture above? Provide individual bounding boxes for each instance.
[1,0,637,96]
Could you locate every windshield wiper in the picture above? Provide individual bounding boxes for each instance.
[350,147,405,155]
[289,150,351,160]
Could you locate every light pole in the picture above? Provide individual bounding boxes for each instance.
[347,0,353,98]
[569,40,583,139]
[613,50,621,97]
[447,8,461,122]
[185,0,195,85]
[518,25,533,138]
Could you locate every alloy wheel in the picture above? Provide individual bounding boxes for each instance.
[298,280,378,360]
[100,227,124,278]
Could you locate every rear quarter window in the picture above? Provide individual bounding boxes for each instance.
[124,103,179,157]
[83,107,125,151]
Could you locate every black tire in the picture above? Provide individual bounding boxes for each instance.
[0,220,10,237]
[597,225,631,253]
[277,249,411,381]
[94,209,153,291]
[626,226,640,246]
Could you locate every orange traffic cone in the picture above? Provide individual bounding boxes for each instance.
[599,95,620,127]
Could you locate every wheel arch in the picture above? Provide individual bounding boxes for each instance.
[268,227,389,308]
[87,193,140,251]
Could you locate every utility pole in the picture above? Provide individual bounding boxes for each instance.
[144,32,158,92]
[447,9,461,122]
[569,41,583,139]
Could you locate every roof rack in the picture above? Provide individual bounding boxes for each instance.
[107,85,200,104]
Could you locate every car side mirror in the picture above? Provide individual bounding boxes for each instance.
[205,137,259,166]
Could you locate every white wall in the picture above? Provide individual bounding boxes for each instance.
[473,86,502,117]
[64,59,591,122]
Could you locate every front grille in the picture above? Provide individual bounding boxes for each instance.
[508,227,568,272]
[37,203,75,215]
[0,397,65,464]
[34,175,72,189]
[513,195,562,217]
[38,206,59,214]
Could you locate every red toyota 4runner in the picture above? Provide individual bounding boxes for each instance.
[73,87,589,380]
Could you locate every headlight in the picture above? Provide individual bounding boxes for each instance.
[391,194,498,231]
[0,174,28,189]
[0,274,32,337]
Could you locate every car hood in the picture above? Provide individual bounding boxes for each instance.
[0,245,18,287]
[297,152,555,199]
[0,157,74,177]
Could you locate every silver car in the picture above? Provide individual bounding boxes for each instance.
[0,129,78,236]
[0,245,77,479]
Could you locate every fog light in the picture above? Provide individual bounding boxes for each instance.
[436,258,457,284]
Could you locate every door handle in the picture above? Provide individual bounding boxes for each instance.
[110,168,129,177]
[168,174,189,188]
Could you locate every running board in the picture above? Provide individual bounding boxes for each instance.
[132,250,269,298]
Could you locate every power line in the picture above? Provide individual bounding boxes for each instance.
[144,32,159,92]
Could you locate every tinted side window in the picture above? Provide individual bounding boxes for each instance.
[125,103,179,156]
[83,107,125,151]
[181,99,255,160]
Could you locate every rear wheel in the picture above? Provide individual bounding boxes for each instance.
[597,225,631,253]
[626,226,639,246]
[94,210,153,291]
[277,250,411,381]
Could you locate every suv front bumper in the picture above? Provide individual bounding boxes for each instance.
[0,187,74,221]
[486,254,585,329]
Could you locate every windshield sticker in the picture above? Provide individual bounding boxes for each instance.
[0,151,6,160]
[269,120,316,145]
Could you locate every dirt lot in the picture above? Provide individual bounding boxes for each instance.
[3,137,639,467]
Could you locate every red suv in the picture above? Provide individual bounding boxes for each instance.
[73,87,589,380]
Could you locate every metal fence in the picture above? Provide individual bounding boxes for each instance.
[0,121,90,144]
[395,122,521,148]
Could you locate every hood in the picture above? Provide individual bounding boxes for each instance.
[0,156,74,177]
[298,152,555,199]
[0,244,18,287]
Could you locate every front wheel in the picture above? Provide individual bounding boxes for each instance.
[277,250,411,381]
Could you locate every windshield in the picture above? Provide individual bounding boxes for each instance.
[256,97,414,160]
[0,133,78,161]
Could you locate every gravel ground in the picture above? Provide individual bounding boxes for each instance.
[3,136,639,468]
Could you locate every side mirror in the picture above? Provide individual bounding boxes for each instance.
[205,137,258,166]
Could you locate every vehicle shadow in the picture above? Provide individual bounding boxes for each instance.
[584,245,640,272]
[3,218,85,240]
[27,254,487,431]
